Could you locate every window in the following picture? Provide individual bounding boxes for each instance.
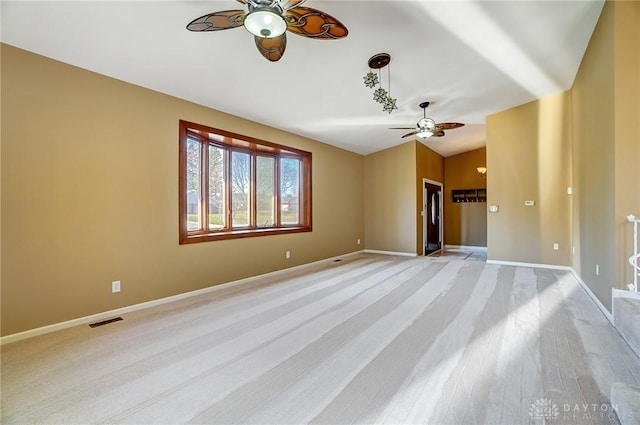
[179,120,312,244]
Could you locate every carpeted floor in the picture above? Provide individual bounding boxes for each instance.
[2,253,639,424]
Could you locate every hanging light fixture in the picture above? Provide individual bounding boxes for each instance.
[363,53,398,114]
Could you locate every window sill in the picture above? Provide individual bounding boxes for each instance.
[179,226,312,244]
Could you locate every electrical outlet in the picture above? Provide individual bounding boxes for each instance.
[553,243,559,251]
[357,239,361,245]
[112,280,121,293]
[285,250,291,259]
[595,264,599,276]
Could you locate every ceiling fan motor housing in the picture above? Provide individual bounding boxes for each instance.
[249,0,282,9]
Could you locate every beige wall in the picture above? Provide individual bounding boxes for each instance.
[486,91,572,266]
[613,1,640,289]
[571,0,640,310]
[1,44,364,336]
[571,2,616,309]
[486,0,639,311]
[444,148,487,247]
[364,141,417,254]
[363,141,444,256]
[415,142,445,254]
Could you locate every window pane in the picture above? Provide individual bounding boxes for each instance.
[256,156,275,227]
[231,151,250,227]
[208,145,225,230]
[280,157,300,225]
[186,138,201,231]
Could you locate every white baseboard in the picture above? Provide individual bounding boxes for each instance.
[364,249,417,257]
[0,250,365,346]
[486,260,614,324]
[486,259,571,271]
[569,269,614,324]
[4,250,621,345]
[612,288,640,322]
[613,288,640,301]
[445,245,487,251]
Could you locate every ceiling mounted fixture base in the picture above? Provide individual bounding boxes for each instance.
[368,53,391,69]
[419,101,430,109]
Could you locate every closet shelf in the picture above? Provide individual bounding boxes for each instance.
[452,188,486,203]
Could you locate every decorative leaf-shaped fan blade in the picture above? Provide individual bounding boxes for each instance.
[186,10,246,31]
[436,122,465,130]
[402,130,419,139]
[434,130,446,137]
[236,0,248,3]
[280,0,307,10]
[284,7,348,39]
[255,34,287,62]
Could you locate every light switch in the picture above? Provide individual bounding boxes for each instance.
[488,205,499,213]
[524,200,535,207]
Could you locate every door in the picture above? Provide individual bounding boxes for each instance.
[424,181,442,255]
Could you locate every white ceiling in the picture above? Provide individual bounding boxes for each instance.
[1,0,604,156]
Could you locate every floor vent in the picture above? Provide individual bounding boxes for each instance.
[89,317,123,328]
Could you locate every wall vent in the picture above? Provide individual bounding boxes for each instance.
[89,317,123,328]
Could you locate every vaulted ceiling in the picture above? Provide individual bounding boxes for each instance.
[1,1,604,156]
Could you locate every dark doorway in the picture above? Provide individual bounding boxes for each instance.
[425,182,442,255]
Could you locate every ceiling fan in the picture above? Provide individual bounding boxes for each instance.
[186,0,348,62]
[390,102,465,139]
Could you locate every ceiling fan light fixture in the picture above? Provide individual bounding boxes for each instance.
[417,117,436,130]
[416,117,436,137]
[244,8,286,38]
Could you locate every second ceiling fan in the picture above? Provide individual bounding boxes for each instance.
[390,102,464,139]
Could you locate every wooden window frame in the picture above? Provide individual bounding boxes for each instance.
[179,120,312,244]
